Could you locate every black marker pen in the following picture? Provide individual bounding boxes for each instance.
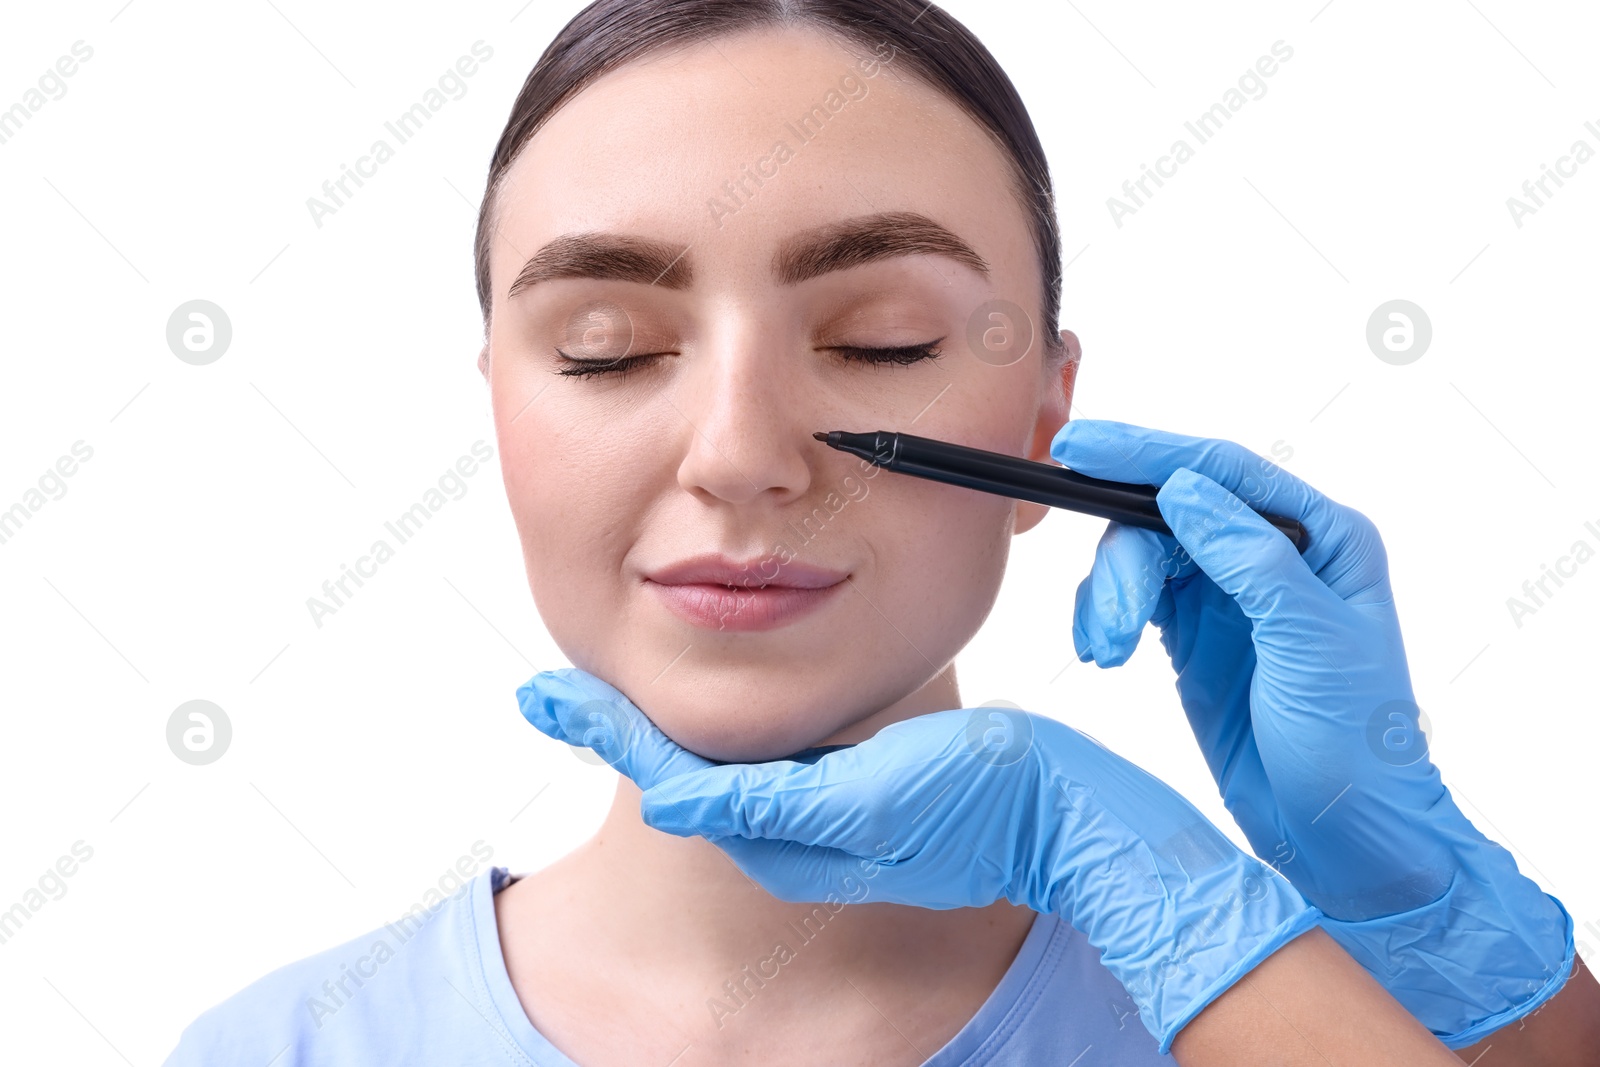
[813,429,1309,553]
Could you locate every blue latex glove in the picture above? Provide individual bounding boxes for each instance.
[1052,419,1575,1047]
[519,668,1320,1054]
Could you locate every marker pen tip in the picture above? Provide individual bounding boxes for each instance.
[812,431,830,442]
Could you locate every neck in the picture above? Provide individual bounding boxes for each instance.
[562,661,1037,982]
[494,663,1043,1062]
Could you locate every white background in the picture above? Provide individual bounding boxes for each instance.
[2,1,1596,1061]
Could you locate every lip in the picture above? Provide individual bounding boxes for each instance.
[646,554,848,589]
[644,554,850,632]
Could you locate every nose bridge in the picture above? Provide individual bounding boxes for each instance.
[674,313,811,505]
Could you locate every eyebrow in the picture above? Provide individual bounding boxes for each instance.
[504,210,989,300]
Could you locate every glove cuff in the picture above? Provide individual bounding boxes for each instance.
[1153,903,1323,1055]
[1318,836,1575,1048]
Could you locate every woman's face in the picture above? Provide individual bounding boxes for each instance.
[484,27,1076,762]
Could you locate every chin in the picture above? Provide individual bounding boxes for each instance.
[630,687,857,764]
[659,712,834,765]
[561,630,932,763]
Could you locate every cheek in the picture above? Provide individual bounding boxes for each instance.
[492,386,658,656]
[857,387,1032,655]
[877,477,1014,639]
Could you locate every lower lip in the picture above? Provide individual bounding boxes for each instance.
[645,579,846,632]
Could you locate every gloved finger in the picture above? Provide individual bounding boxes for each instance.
[643,760,993,912]
[1049,420,1344,567]
[639,757,886,858]
[638,716,967,859]
[1146,576,1178,634]
[517,668,713,789]
[1073,521,1192,666]
[1154,468,1343,627]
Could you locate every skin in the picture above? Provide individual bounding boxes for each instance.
[1181,935,1600,1067]
[476,24,1595,1067]
[1174,929,1463,1066]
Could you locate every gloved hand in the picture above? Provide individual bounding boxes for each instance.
[519,667,1320,1053]
[1052,418,1574,1047]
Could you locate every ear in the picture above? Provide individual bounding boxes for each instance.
[1014,329,1081,536]
[477,343,490,380]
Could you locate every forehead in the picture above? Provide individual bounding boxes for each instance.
[490,26,1032,288]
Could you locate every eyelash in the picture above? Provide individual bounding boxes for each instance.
[554,339,946,380]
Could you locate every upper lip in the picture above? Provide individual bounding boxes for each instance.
[645,554,849,590]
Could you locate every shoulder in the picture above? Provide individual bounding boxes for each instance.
[161,866,506,1067]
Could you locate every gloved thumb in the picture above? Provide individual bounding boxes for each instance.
[1155,468,1341,626]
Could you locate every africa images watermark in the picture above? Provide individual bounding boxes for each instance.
[1504,517,1600,628]
[305,441,495,628]
[705,457,886,630]
[0,440,94,548]
[1504,117,1600,229]
[705,841,893,1029]
[1107,40,1295,228]
[0,40,94,148]
[304,841,495,1029]
[305,41,494,228]
[0,841,95,948]
[706,39,900,228]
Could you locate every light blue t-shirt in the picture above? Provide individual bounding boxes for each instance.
[163,866,1172,1065]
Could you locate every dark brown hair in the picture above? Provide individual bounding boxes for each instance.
[474,0,1065,358]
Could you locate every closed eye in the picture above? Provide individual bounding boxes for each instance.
[553,337,946,380]
[831,339,945,366]
[553,348,665,379]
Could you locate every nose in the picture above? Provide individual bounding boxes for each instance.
[671,326,816,508]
